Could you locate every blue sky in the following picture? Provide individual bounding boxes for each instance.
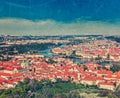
[0,0,120,35]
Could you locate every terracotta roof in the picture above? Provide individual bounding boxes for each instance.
[0,72,11,77]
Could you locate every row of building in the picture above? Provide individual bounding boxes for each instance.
[52,40,120,62]
[24,56,120,91]
[0,50,120,91]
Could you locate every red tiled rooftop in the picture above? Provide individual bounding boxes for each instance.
[97,70,112,75]
[0,72,11,77]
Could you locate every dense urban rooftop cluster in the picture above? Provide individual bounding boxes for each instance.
[53,40,120,62]
[0,53,120,91]
[0,37,120,91]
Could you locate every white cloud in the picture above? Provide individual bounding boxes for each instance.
[0,18,120,36]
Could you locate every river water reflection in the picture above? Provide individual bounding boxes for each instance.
[39,44,92,64]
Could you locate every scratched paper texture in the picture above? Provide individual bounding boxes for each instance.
[0,0,120,35]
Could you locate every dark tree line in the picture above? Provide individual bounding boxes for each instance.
[0,78,102,98]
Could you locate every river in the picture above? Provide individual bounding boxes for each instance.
[38,43,92,64]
